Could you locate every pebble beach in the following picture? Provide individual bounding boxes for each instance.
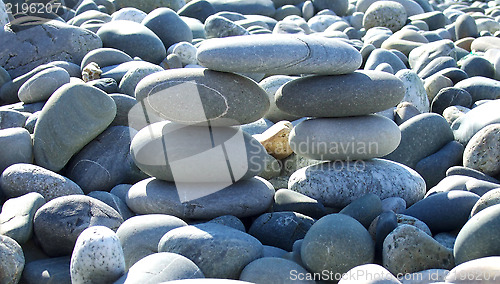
[0,0,500,283]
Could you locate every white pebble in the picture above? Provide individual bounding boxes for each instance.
[111,8,147,23]
[168,42,198,65]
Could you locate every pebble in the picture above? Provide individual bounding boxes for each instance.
[383,225,454,275]
[363,1,408,33]
[364,48,407,73]
[21,256,71,284]
[87,191,135,220]
[418,56,457,80]
[395,102,421,125]
[460,56,495,79]
[339,193,382,228]
[113,0,185,13]
[470,188,500,217]
[240,257,311,283]
[178,0,216,23]
[273,188,327,219]
[445,256,500,283]
[240,118,274,135]
[254,120,293,160]
[205,15,249,38]
[409,40,455,75]
[0,235,25,284]
[167,42,198,65]
[111,7,148,22]
[142,7,193,49]
[0,192,45,244]
[451,99,500,145]
[0,163,83,201]
[80,48,133,71]
[443,105,469,125]
[115,252,204,283]
[369,213,432,239]
[158,223,263,279]
[424,74,454,102]
[301,214,374,277]
[396,69,430,113]
[70,226,125,284]
[276,70,405,117]
[0,128,32,172]
[446,166,500,184]
[463,124,500,176]
[381,197,407,213]
[126,177,274,219]
[431,87,472,114]
[116,214,187,269]
[454,76,500,103]
[208,215,246,232]
[248,211,315,251]
[0,109,29,129]
[33,195,123,257]
[33,83,116,172]
[17,67,70,104]
[289,159,425,208]
[259,75,300,122]
[197,34,362,75]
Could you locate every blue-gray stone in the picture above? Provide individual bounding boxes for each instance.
[460,56,495,79]
[141,7,193,50]
[418,56,457,79]
[87,191,134,220]
[0,127,32,172]
[208,215,246,232]
[18,67,70,104]
[240,118,274,135]
[178,0,216,23]
[80,48,133,70]
[451,99,500,145]
[431,87,472,114]
[101,61,161,84]
[21,257,71,284]
[408,11,446,30]
[109,94,137,127]
[446,166,500,185]
[240,257,314,284]
[375,210,398,260]
[0,109,29,129]
[454,77,500,103]
[434,67,469,84]
[272,188,326,219]
[339,193,383,228]
[87,78,118,93]
[364,48,407,73]
[207,0,276,17]
[0,235,25,284]
[118,64,163,97]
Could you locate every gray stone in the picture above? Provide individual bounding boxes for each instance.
[454,76,500,103]
[470,36,500,53]
[80,48,133,70]
[445,256,500,284]
[396,69,429,113]
[434,67,469,85]
[101,61,161,84]
[33,195,123,257]
[70,226,125,284]
[409,40,456,75]
[207,0,276,17]
[276,70,405,117]
[289,116,401,161]
[118,65,163,97]
[454,204,500,264]
[446,166,500,185]
[312,0,347,15]
[109,94,137,127]
[115,252,204,283]
[142,7,193,50]
[158,223,263,279]
[17,67,70,104]
[381,197,407,213]
[301,214,374,276]
[208,215,246,232]
[87,191,134,220]
[87,78,118,96]
[65,126,143,193]
[111,7,148,22]
[0,192,45,244]
[0,109,28,130]
[248,212,315,251]
[374,211,398,259]
[461,56,495,79]
[262,245,287,257]
[452,99,500,145]
[404,191,480,234]
[126,177,275,219]
[395,102,421,125]
[425,175,499,197]
[424,74,454,103]
[178,0,216,23]
[418,56,457,80]
[68,10,111,27]
[384,113,454,168]
[470,188,500,217]
[431,87,472,115]
[197,34,362,75]
[408,11,446,31]
[273,188,326,219]
[0,101,45,114]
[240,118,274,135]
[0,128,32,172]
[113,0,185,13]
[383,225,454,275]
[134,68,269,126]
[257,154,282,180]
[369,213,432,239]
[97,20,166,64]
[33,83,116,172]
[240,257,314,283]
[0,163,83,201]
[339,193,382,228]
[0,235,25,284]
[204,15,249,38]
[116,214,187,269]
[0,21,102,79]
[0,65,54,105]
[364,48,407,74]
[443,105,469,125]
[363,1,407,33]
[463,124,500,176]
[21,256,71,284]
[110,184,132,204]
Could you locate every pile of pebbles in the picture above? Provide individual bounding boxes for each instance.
[1,0,500,282]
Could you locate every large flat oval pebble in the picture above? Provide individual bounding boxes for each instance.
[135,68,269,126]
[289,159,426,208]
[18,67,70,104]
[197,34,362,75]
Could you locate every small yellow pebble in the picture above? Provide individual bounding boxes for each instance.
[254,120,293,160]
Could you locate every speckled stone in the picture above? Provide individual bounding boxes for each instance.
[0,163,83,201]
[452,99,500,145]
[383,225,454,275]
[0,234,25,284]
[240,257,314,284]
[443,105,469,125]
[396,69,429,113]
[204,15,249,38]
[470,188,500,217]
[445,256,500,283]
[70,226,125,284]
[126,177,274,219]
[275,70,405,117]
[289,159,425,208]
[158,223,263,279]
[111,7,148,22]
[197,34,362,75]
[463,124,500,176]
[363,1,407,33]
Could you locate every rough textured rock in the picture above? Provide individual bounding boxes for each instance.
[463,124,500,176]
[0,234,25,284]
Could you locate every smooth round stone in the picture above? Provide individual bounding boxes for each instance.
[454,204,500,264]
[142,8,193,49]
[447,166,500,184]
[289,159,425,208]
[425,175,500,197]
[274,5,301,21]
[110,184,132,204]
[130,122,268,183]
[381,197,407,213]
[461,56,495,79]
[409,40,455,75]
[262,245,287,258]
[374,211,398,259]
[33,83,116,172]
[470,188,500,217]
[0,109,29,129]
[111,7,148,23]
[289,116,401,161]
[88,191,134,221]
[364,48,407,73]
[116,214,187,269]
[277,70,404,117]
[178,0,216,23]
[415,140,464,189]
[383,225,454,275]
[395,102,421,125]
[87,78,118,93]
[167,42,198,65]
[396,69,430,113]
[369,213,432,239]
[17,67,70,104]
[80,48,133,70]
[70,226,125,284]
[445,256,500,283]
[340,264,401,283]
[126,177,274,219]
[363,1,407,33]
[0,128,32,172]
[301,214,374,276]
[259,75,300,123]
[455,14,478,40]
[454,77,500,103]
[434,67,469,84]
[443,105,469,125]
[207,215,246,232]
[0,192,45,244]
[273,188,326,219]
[21,256,71,284]
[115,252,204,283]
[0,163,83,201]
[339,193,382,228]
[470,36,500,52]
[408,11,446,31]
[0,235,25,284]
[248,212,314,251]
[463,124,500,176]
[204,15,249,38]
[97,20,166,64]
[240,257,313,283]
[404,191,480,234]
[197,34,362,75]
[68,10,111,26]
[418,56,457,80]
[384,113,454,169]
[380,34,425,57]
[424,74,454,103]
[113,0,185,13]
[452,99,500,145]
[33,195,123,257]
[431,87,472,114]
[158,223,263,279]
[109,94,137,126]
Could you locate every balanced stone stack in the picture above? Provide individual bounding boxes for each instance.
[126,67,276,219]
